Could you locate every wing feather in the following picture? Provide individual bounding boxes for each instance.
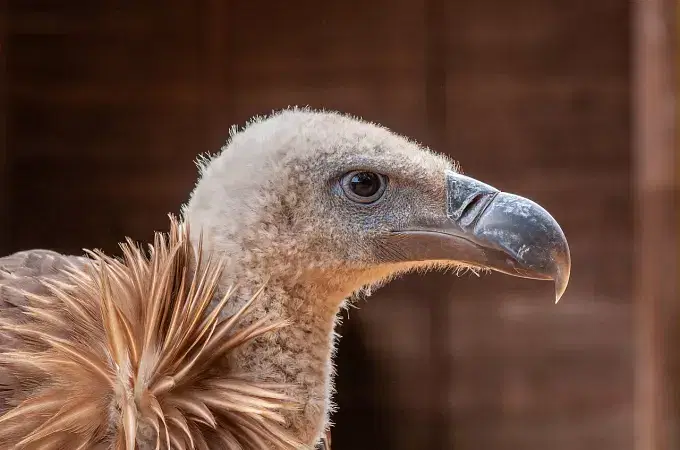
[0,250,88,413]
[0,250,88,307]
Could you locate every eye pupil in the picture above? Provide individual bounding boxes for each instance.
[349,172,381,197]
[340,170,387,203]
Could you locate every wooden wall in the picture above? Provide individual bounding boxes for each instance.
[5,1,633,449]
[633,0,679,449]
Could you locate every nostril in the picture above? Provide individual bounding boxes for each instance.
[460,193,485,220]
[446,171,501,222]
[458,192,498,229]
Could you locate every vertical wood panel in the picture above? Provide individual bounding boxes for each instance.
[632,0,679,449]
[424,0,450,447]
[0,0,7,255]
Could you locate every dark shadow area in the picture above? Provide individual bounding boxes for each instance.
[333,313,394,449]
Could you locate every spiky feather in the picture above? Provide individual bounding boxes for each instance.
[0,216,304,449]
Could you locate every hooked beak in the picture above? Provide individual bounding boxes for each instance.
[384,171,571,302]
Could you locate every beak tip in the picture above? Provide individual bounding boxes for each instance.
[552,251,571,304]
[555,280,567,304]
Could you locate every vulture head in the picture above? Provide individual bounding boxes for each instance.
[186,108,570,302]
[182,108,570,446]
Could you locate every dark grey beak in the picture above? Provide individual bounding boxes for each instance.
[386,171,571,301]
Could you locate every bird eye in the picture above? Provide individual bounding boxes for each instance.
[340,171,387,203]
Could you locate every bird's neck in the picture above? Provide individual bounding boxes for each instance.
[218,270,358,448]
[192,226,393,446]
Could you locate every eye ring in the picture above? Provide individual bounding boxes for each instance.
[340,171,387,204]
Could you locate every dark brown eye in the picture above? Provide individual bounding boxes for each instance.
[341,171,387,203]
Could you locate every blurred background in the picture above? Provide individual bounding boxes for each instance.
[1,1,678,449]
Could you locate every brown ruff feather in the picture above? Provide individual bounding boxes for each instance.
[0,216,304,449]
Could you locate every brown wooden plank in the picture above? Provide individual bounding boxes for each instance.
[424,0,452,447]
[0,0,7,255]
[632,0,679,449]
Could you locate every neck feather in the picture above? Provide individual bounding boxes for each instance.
[188,222,395,447]
[216,271,353,448]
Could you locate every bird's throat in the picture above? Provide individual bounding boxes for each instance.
[222,278,349,448]
[199,235,385,447]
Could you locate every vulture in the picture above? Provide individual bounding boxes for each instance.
[0,108,570,449]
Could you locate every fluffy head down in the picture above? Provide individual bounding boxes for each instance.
[184,108,458,290]
[0,216,305,450]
